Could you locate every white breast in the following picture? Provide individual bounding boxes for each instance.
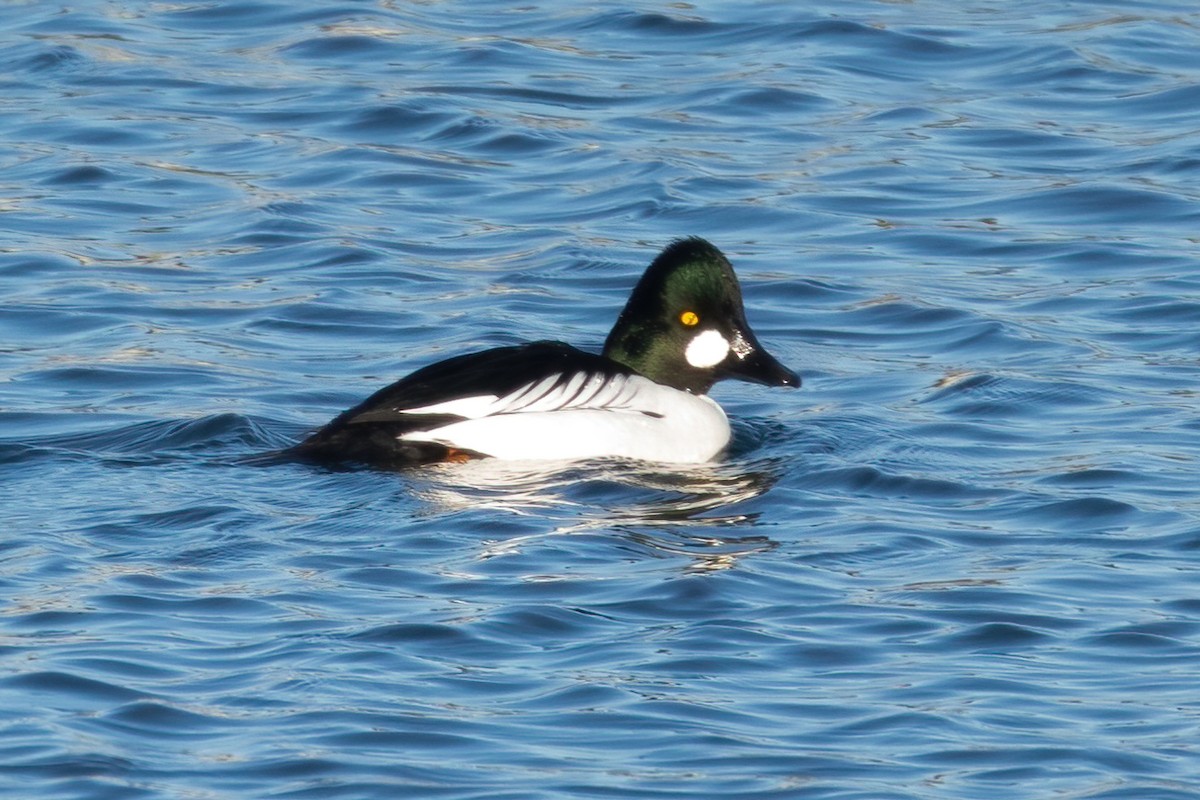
[398,372,731,463]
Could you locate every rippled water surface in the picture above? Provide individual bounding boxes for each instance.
[3,1,1200,798]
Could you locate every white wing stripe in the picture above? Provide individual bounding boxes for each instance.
[589,373,627,408]
[504,373,562,413]
[399,393,499,418]
[574,373,610,407]
[613,376,640,408]
[522,372,586,413]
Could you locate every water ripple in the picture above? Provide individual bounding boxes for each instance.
[3,0,1200,798]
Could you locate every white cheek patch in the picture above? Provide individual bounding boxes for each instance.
[685,329,731,369]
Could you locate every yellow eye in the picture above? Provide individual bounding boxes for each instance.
[680,310,699,327]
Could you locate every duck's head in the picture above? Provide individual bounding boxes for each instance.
[603,237,800,394]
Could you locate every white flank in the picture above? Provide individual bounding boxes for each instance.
[399,374,731,463]
[685,329,731,369]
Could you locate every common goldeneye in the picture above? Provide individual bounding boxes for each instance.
[291,237,799,468]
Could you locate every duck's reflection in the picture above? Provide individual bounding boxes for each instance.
[411,457,782,571]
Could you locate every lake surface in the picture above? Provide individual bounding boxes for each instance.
[3,1,1200,798]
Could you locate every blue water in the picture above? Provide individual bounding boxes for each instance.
[3,1,1199,797]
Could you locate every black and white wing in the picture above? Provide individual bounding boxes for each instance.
[289,341,649,467]
[393,363,656,420]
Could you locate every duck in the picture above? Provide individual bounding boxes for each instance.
[290,237,799,468]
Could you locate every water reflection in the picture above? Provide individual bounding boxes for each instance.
[412,457,782,570]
